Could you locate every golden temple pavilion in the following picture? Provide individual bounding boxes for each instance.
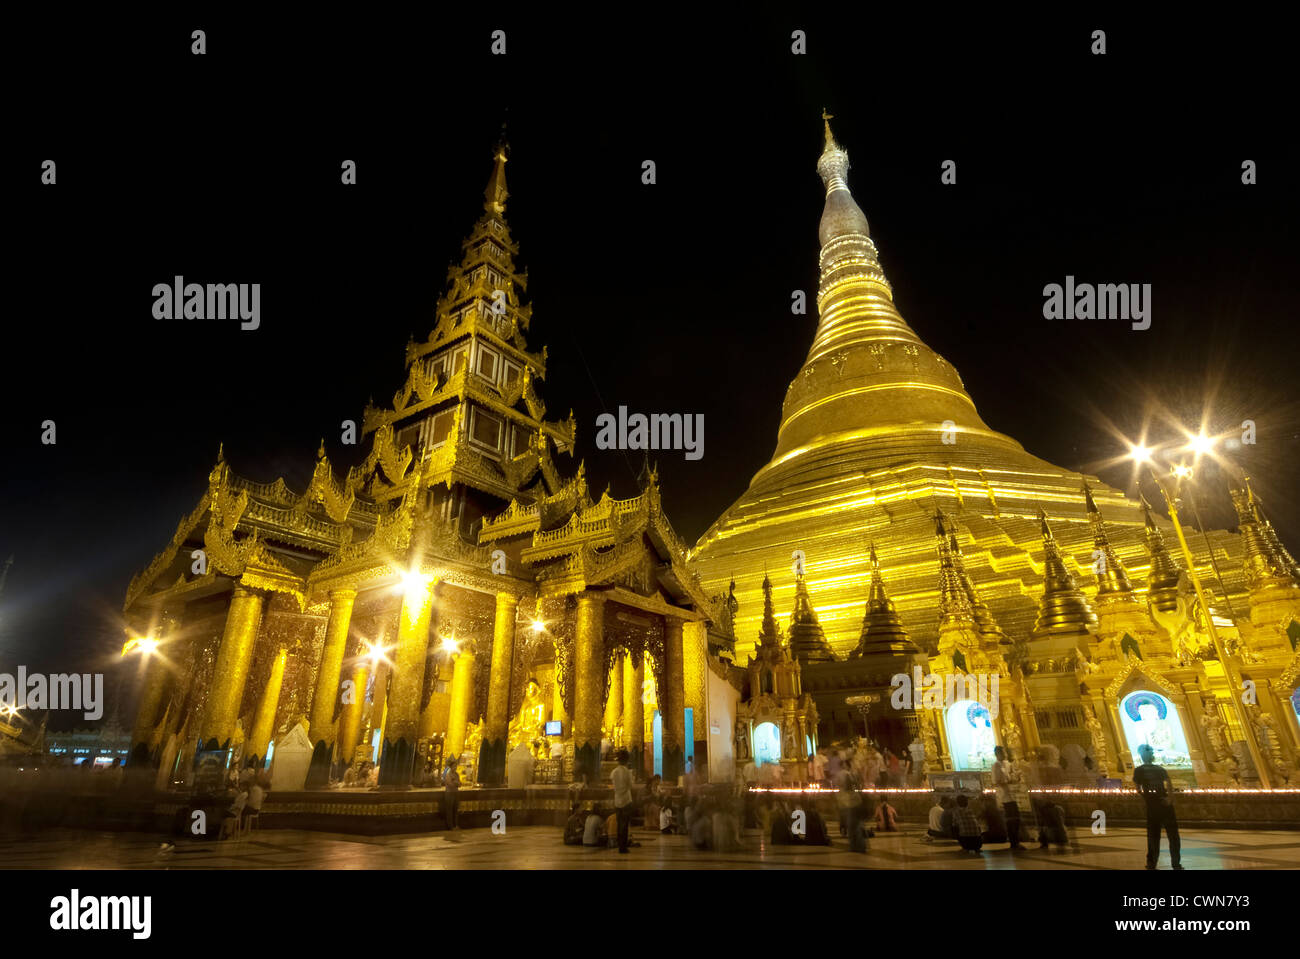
[124,143,729,789]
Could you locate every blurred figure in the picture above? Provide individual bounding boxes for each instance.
[441,758,461,830]
[992,745,1024,850]
[874,795,899,832]
[953,794,982,854]
[611,748,633,854]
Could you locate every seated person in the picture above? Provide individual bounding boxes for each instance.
[660,804,676,834]
[564,804,587,845]
[926,796,953,840]
[980,797,1008,844]
[690,805,714,850]
[874,797,899,833]
[770,802,794,845]
[953,794,983,853]
[1035,800,1069,847]
[804,805,831,846]
[221,788,248,839]
[583,807,608,847]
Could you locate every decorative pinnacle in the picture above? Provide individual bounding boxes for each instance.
[484,139,509,215]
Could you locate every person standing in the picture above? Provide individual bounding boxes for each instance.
[1133,743,1182,870]
[442,758,461,830]
[611,748,634,854]
[992,746,1024,850]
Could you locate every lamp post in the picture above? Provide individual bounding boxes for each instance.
[1140,463,1273,787]
[846,693,879,741]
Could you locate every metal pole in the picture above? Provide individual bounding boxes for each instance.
[1149,468,1272,787]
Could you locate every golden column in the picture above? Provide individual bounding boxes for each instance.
[201,585,267,749]
[662,616,686,781]
[604,650,624,743]
[309,590,355,748]
[683,620,709,776]
[444,644,476,764]
[306,588,355,786]
[129,607,181,766]
[338,660,370,768]
[379,575,437,786]
[572,592,606,784]
[624,650,645,780]
[553,666,570,731]
[479,591,518,785]
[247,646,288,767]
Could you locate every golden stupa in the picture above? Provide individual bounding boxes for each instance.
[691,117,1250,661]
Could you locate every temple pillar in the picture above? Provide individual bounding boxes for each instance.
[1106,698,1134,776]
[247,646,288,768]
[662,616,686,782]
[604,650,624,742]
[622,651,644,781]
[553,663,570,731]
[379,575,437,786]
[307,588,355,786]
[683,620,709,778]
[445,645,476,763]
[338,660,369,767]
[200,586,267,750]
[478,592,517,785]
[129,607,181,767]
[572,592,605,784]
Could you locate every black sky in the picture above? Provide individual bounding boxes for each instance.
[4,9,1297,720]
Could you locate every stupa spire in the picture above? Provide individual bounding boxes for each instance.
[1032,508,1098,636]
[788,568,836,663]
[1230,482,1295,588]
[944,513,1007,645]
[852,543,919,658]
[1245,478,1300,583]
[484,138,508,215]
[1083,481,1137,601]
[750,117,1025,479]
[757,572,782,650]
[1140,494,1183,613]
[935,512,973,625]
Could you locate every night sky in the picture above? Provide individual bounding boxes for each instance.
[4,10,1296,726]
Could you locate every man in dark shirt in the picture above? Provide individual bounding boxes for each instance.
[1133,744,1182,870]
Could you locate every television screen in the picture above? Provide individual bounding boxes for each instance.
[545,720,562,736]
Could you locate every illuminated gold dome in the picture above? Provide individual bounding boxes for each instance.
[691,116,1249,660]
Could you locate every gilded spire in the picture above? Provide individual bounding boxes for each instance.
[752,115,1019,478]
[1032,508,1098,635]
[1083,481,1136,601]
[484,139,508,215]
[788,569,836,663]
[1246,479,1300,583]
[936,512,973,624]
[1231,481,1294,589]
[1140,493,1183,613]
[852,543,919,658]
[757,572,782,650]
[944,514,1008,644]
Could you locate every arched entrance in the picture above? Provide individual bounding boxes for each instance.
[1118,690,1192,769]
[945,699,996,770]
[753,721,781,766]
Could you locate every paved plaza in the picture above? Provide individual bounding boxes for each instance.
[3,823,1297,870]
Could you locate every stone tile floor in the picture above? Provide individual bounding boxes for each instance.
[2,824,1298,869]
